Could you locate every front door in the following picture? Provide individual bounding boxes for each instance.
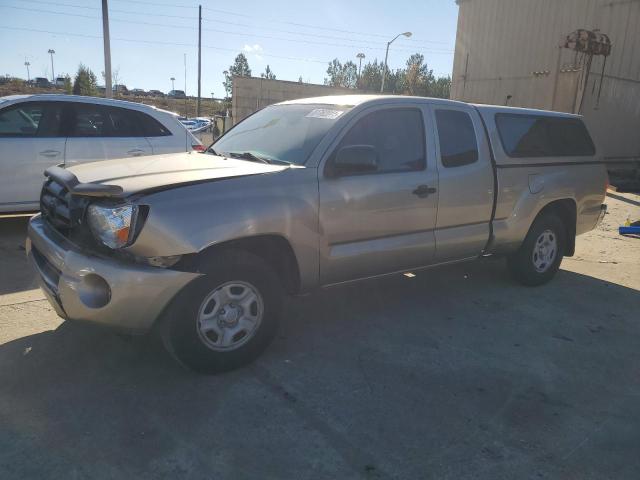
[0,101,65,211]
[319,105,439,285]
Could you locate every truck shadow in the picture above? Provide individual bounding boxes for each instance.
[0,260,639,478]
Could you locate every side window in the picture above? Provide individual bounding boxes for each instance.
[495,114,595,157]
[106,107,143,137]
[69,103,108,137]
[137,111,171,137]
[336,108,425,174]
[435,109,479,167]
[0,102,51,137]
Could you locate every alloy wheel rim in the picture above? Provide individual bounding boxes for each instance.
[196,281,264,351]
[532,229,557,273]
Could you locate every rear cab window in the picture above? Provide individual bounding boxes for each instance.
[495,113,595,157]
[435,109,479,167]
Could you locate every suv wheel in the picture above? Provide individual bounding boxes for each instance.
[507,214,566,286]
[160,250,283,373]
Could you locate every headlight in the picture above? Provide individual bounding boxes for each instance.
[87,203,141,249]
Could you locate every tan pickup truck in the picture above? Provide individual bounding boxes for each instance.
[27,95,608,373]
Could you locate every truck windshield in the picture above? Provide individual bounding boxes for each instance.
[210,104,351,165]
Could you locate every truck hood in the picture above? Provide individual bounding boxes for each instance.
[66,152,287,196]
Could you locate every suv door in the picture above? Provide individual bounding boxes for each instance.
[431,106,494,262]
[0,101,65,212]
[318,105,439,285]
[63,102,152,165]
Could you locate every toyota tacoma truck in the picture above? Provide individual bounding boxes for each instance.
[26,95,608,373]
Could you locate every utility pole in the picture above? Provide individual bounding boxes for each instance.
[24,60,31,83]
[47,49,55,82]
[184,53,187,117]
[211,92,215,117]
[170,77,175,91]
[197,4,202,117]
[356,53,365,81]
[102,0,112,98]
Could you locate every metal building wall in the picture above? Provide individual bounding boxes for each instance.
[451,0,640,162]
[232,77,354,125]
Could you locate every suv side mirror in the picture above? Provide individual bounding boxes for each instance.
[330,145,378,177]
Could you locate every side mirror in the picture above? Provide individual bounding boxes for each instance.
[331,145,378,176]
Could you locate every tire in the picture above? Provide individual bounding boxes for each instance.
[160,250,283,374]
[507,214,566,286]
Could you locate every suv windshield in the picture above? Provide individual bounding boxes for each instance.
[210,104,351,165]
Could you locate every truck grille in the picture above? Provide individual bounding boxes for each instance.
[40,177,73,232]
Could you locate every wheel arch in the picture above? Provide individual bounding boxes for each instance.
[531,198,577,256]
[182,234,302,294]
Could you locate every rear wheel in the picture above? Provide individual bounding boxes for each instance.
[160,250,283,373]
[507,214,566,286]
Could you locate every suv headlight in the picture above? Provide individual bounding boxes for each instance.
[86,203,143,249]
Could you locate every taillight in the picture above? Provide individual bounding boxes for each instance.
[192,144,205,152]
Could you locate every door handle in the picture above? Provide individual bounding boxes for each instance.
[127,149,146,156]
[39,150,61,158]
[412,185,437,198]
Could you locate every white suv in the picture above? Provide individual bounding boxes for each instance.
[0,94,203,213]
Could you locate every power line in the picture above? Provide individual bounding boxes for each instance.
[0,25,330,64]
[14,1,444,47]
[108,0,448,45]
[16,0,199,19]
[2,5,453,55]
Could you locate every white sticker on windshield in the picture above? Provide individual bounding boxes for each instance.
[305,108,344,120]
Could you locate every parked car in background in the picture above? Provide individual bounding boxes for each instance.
[25,95,608,373]
[130,88,147,96]
[168,89,186,99]
[148,90,165,97]
[55,77,66,88]
[0,94,203,212]
[114,84,129,95]
[33,77,51,88]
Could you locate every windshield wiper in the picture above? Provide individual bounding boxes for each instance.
[226,151,271,164]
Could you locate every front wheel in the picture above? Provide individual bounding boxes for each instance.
[160,250,283,374]
[507,214,566,286]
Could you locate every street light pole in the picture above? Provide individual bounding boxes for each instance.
[24,61,30,83]
[47,49,55,83]
[380,31,412,93]
[170,77,175,92]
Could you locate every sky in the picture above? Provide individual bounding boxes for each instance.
[0,0,459,97]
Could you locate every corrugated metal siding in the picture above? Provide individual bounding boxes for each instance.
[452,0,640,160]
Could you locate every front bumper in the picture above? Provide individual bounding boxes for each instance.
[26,215,200,333]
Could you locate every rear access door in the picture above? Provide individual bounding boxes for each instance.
[429,104,494,262]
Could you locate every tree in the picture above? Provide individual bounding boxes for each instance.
[260,65,276,80]
[223,53,251,99]
[431,76,451,99]
[73,64,97,96]
[63,74,72,94]
[324,59,357,88]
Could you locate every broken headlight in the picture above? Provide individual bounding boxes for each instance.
[86,203,143,249]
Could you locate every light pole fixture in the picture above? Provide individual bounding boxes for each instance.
[380,32,412,93]
[170,77,175,91]
[47,49,56,82]
[24,61,31,83]
[356,53,365,80]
